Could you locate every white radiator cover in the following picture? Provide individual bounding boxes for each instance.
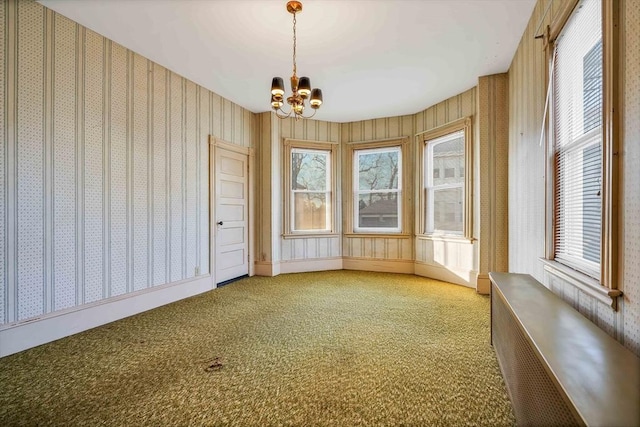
[491,284,578,425]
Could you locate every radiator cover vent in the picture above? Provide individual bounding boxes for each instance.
[491,288,578,426]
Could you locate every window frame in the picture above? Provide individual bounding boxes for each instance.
[417,117,474,241]
[344,137,410,237]
[283,138,339,238]
[542,0,620,307]
[353,146,402,233]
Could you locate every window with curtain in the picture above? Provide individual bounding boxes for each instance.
[353,146,402,232]
[552,0,603,279]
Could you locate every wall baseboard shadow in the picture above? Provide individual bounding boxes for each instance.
[280,258,343,274]
[414,262,478,290]
[343,257,415,274]
[0,275,214,358]
[254,258,480,291]
[253,258,343,275]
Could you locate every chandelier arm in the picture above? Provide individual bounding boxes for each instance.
[299,109,317,120]
[274,108,293,119]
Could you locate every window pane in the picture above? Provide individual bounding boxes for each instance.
[583,40,602,133]
[432,136,464,187]
[555,0,602,144]
[293,192,327,231]
[555,137,601,267]
[292,151,327,191]
[433,187,463,234]
[358,193,398,229]
[425,129,466,235]
[582,144,601,263]
[358,150,399,190]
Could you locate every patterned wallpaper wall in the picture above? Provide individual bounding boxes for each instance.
[9,0,635,357]
[0,0,253,325]
[414,88,476,135]
[340,115,415,263]
[477,75,509,278]
[256,94,484,275]
[508,0,639,355]
[278,118,341,263]
[412,88,477,274]
[256,89,482,273]
[253,112,275,266]
[621,0,640,356]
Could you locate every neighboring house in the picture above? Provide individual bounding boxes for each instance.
[358,198,398,228]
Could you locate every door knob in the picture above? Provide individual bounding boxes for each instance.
[217,221,223,226]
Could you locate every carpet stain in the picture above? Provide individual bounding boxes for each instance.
[0,271,516,426]
[203,357,224,372]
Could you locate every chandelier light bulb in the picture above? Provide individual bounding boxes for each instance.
[271,95,283,109]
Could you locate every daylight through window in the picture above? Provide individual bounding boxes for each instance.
[425,130,465,235]
[552,0,603,279]
[354,147,402,232]
[291,148,331,232]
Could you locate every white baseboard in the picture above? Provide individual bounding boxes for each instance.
[414,262,477,289]
[280,257,343,274]
[0,274,214,358]
[343,257,415,274]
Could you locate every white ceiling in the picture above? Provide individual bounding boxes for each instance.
[39,0,535,123]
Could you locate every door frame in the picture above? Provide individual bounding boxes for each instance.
[209,136,254,288]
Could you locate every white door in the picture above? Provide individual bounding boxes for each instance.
[215,147,249,284]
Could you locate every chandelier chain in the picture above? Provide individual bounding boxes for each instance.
[292,11,297,76]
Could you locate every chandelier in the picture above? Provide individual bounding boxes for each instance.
[270,1,323,120]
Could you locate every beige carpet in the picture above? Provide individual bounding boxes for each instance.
[0,271,515,426]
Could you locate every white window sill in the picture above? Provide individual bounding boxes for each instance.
[344,233,411,239]
[538,258,620,309]
[416,234,474,244]
[282,232,340,239]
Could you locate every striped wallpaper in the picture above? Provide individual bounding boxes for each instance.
[412,88,478,276]
[508,0,640,355]
[7,0,634,359]
[279,118,341,263]
[255,87,487,280]
[0,0,253,325]
[340,115,416,264]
